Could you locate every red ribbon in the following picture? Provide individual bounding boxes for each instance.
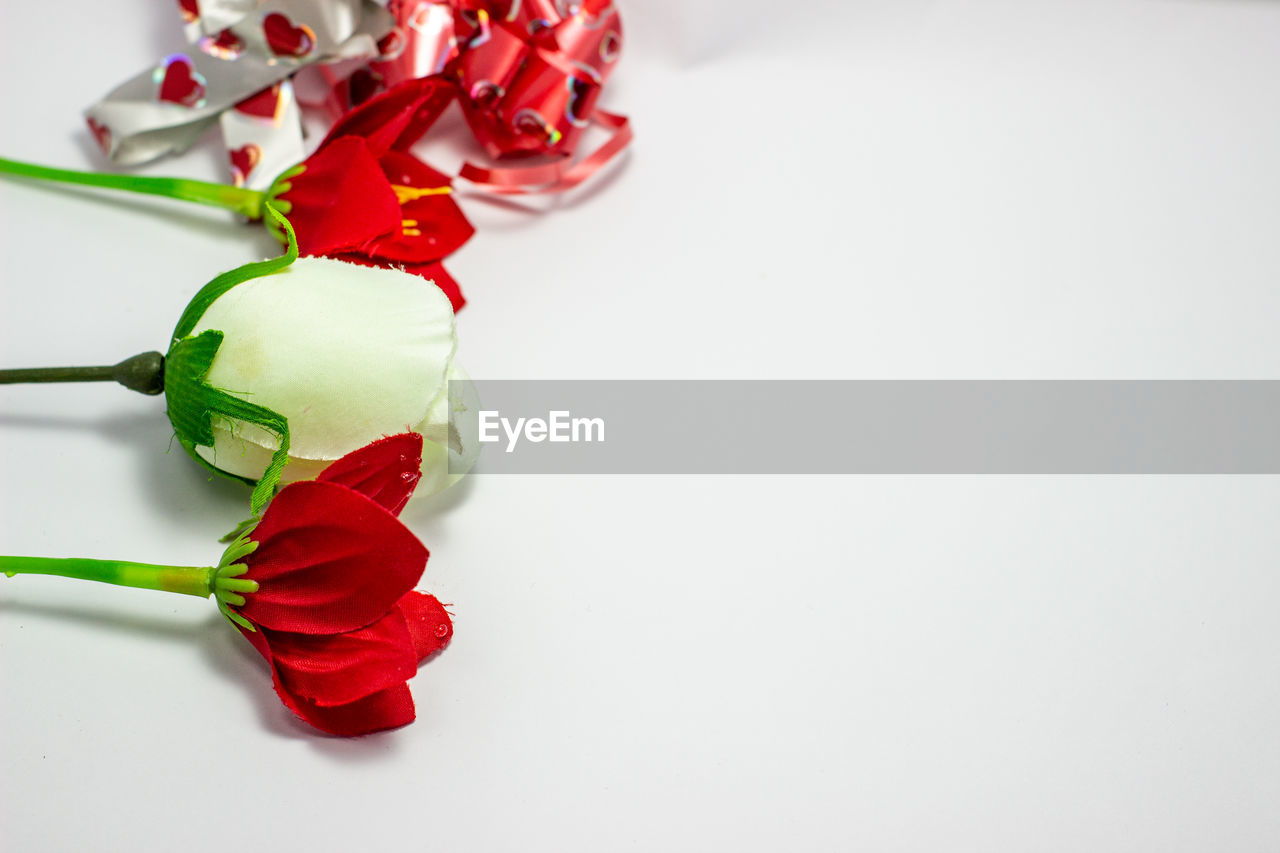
[319,0,631,195]
[457,109,631,194]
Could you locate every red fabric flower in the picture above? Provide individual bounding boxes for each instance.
[266,84,475,311]
[216,433,453,736]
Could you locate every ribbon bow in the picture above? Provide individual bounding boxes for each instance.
[85,0,630,195]
[328,0,631,194]
[86,0,395,189]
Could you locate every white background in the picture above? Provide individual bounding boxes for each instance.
[3,1,1280,850]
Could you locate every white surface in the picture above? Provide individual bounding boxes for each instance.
[3,1,1280,850]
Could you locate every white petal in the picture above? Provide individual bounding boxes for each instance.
[195,428,327,484]
[195,360,480,497]
[412,361,481,495]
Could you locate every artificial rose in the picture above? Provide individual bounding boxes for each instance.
[219,433,453,735]
[0,434,453,736]
[4,76,474,310]
[263,83,474,309]
[164,218,479,513]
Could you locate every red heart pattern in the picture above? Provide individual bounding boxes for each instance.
[234,84,284,120]
[86,118,112,154]
[564,76,595,127]
[201,28,245,60]
[229,143,262,187]
[263,12,316,58]
[156,55,207,108]
[377,28,406,61]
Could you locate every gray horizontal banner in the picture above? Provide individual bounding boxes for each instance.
[449,381,1280,474]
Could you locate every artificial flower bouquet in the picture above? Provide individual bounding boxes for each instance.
[0,0,630,735]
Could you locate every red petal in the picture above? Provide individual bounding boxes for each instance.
[378,148,451,188]
[237,621,272,661]
[278,681,416,736]
[416,262,466,312]
[235,622,416,736]
[317,433,424,516]
[329,255,466,312]
[241,480,427,634]
[365,150,476,264]
[397,591,453,661]
[321,76,455,155]
[261,609,417,707]
[279,137,401,256]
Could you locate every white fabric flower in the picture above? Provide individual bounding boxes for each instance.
[183,257,476,495]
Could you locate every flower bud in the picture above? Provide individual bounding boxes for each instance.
[165,253,477,509]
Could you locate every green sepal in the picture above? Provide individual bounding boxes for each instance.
[263,166,305,245]
[164,329,292,514]
[219,515,261,544]
[165,330,224,447]
[170,206,300,345]
[164,210,303,514]
[214,526,261,631]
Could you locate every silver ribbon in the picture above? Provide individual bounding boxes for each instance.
[86,0,393,189]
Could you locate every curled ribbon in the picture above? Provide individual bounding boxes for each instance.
[85,0,395,190]
[325,0,631,194]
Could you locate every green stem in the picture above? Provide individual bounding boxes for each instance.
[0,156,265,219]
[0,351,164,395]
[0,365,114,383]
[1,556,213,598]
